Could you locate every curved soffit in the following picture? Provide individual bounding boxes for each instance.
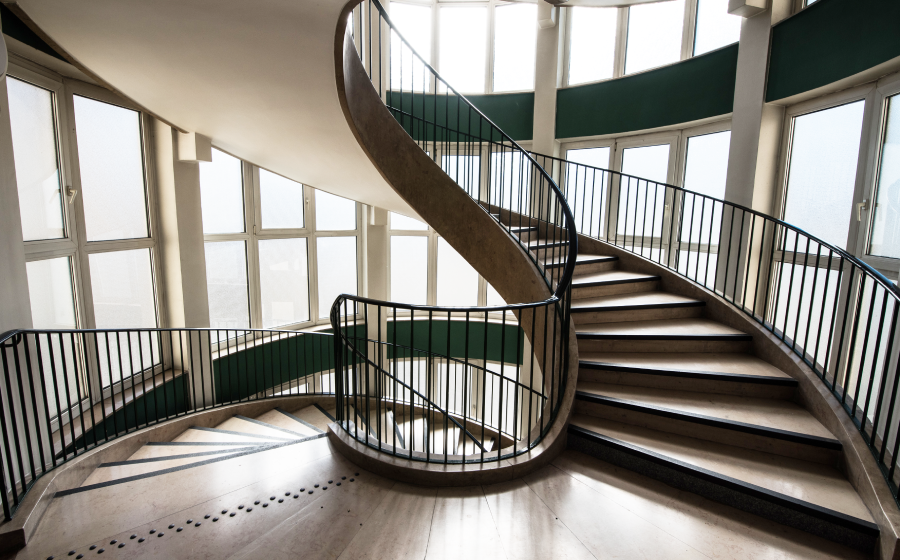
[13,0,418,217]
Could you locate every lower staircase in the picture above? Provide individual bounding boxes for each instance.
[514,226,881,554]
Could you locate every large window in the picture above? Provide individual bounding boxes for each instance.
[567,7,618,86]
[693,0,742,56]
[492,3,537,93]
[869,93,900,260]
[439,6,488,93]
[199,154,360,330]
[625,0,686,75]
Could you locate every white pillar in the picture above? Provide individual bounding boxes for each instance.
[531,1,562,157]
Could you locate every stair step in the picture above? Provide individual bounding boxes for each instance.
[279,404,336,432]
[508,226,538,234]
[572,292,705,324]
[574,382,840,463]
[170,427,287,445]
[214,416,303,440]
[567,419,878,554]
[571,270,660,297]
[543,253,618,273]
[579,355,797,398]
[576,318,752,352]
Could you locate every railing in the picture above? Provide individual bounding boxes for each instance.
[531,151,900,505]
[0,327,335,520]
[334,0,578,464]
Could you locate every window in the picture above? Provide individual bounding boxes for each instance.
[260,169,304,229]
[440,6,488,93]
[693,0,741,56]
[783,101,865,249]
[437,237,478,306]
[565,147,610,238]
[390,2,432,91]
[259,238,310,327]
[200,149,245,235]
[493,3,537,93]
[619,144,670,238]
[567,7,617,86]
[625,0,686,75]
[316,237,358,318]
[316,189,357,231]
[869,93,900,259]
[391,236,429,305]
[442,154,481,199]
[204,240,251,334]
[490,150,532,213]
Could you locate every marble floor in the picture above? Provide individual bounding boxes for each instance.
[4,439,866,560]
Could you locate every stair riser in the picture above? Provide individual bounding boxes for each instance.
[513,231,541,242]
[567,429,877,554]
[572,305,704,325]
[576,338,752,353]
[572,280,660,298]
[577,368,796,399]
[568,260,619,275]
[573,400,839,464]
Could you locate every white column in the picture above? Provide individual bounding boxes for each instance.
[531,1,562,157]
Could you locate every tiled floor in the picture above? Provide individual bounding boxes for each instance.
[6,444,866,560]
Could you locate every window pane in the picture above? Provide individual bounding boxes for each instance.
[565,147,610,238]
[440,7,487,94]
[625,0,685,75]
[493,4,537,92]
[74,96,148,241]
[316,190,357,231]
[442,154,481,199]
[390,2,432,91]
[260,169,304,230]
[486,282,507,307]
[870,94,900,259]
[437,237,478,306]
[204,241,250,331]
[259,238,310,327]
[784,101,865,249]
[391,212,428,230]
[89,248,158,387]
[618,144,670,243]
[683,131,730,198]
[391,236,428,305]
[568,7,617,85]
[26,257,76,329]
[200,149,245,235]
[7,78,65,241]
[694,0,741,56]
[317,237,358,318]
[490,151,532,212]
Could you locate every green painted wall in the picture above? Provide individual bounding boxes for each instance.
[767,0,900,102]
[556,45,739,139]
[387,320,525,365]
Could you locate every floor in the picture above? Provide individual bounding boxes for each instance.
[7,438,866,560]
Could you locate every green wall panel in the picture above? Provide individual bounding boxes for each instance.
[387,320,525,365]
[767,0,900,102]
[556,45,739,139]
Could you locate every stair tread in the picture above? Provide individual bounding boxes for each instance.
[126,443,255,461]
[214,416,303,440]
[254,409,322,436]
[541,253,617,267]
[569,414,873,522]
[171,427,285,444]
[572,292,704,311]
[577,382,835,440]
[576,318,749,338]
[286,404,335,432]
[572,270,658,286]
[578,352,792,379]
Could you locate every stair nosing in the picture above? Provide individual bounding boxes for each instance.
[578,361,799,387]
[573,391,842,450]
[567,424,877,535]
[572,300,706,313]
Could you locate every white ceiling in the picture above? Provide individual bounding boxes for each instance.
[15,0,418,217]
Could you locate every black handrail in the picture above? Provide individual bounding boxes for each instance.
[332,0,578,464]
[530,150,900,507]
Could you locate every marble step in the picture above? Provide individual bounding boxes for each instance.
[571,292,705,324]
[567,417,878,554]
[574,382,841,463]
[578,352,797,398]
[576,318,753,353]
[571,270,661,298]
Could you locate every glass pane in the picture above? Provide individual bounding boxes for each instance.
[625,0,685,75]
[260,169,304,230]
[74,96,148,241]
[683,131,730,198]
[27,257,76,329]
[391,212,428,230]
[315,190,357,231]
[870,94,900,259]
[784,101,865,249]
[437,237,478,306]
[204,241,250,332]
[565,147,610,238]
[200,149,245,235]
[259,238,310,327]
[440,6,487,94]
[89,248,158,386]
[7,78,65,241]
[486,282,507,307]
[490,151,532,212]
[390,2,432,91]
[317,237,358,318]
[391,236,428,305]
[25,258,81,414]
[694,0,741,56]
[493,3,537,92]
[618,144,670,245]
[568,7,618,85]
[442,154,481,198]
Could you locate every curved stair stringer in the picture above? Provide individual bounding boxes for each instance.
[575,233,900,560]
[330,3,578,486]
